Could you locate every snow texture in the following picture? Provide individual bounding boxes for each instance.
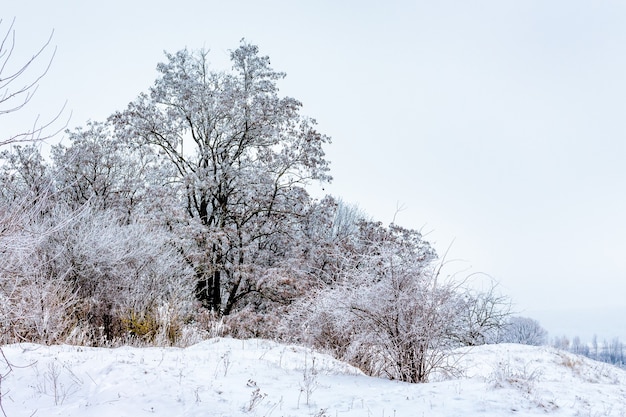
[1,338,625,416]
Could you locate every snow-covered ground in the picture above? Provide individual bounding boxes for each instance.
[1,338,625,416]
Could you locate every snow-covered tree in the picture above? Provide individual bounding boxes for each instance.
[0,143,54,210]
[289,221,453,383]
[286,215,514,382]
[454,282,511,346]
[500,316,548,346]
[51,121,170,222]
[111,41,331,315]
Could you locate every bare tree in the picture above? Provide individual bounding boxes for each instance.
[0,17,66,146]
[454,281,511,346]
[570,335,590,356]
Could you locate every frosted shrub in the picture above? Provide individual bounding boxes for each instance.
[286,221,510,383]
[0,204,195,346]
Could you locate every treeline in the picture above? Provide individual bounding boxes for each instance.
[553,335,625,368]
[0,32,512,383]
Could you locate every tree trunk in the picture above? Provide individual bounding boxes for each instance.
[195,270,212,309]
[211,269,221,314]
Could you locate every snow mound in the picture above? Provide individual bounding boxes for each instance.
[185,337,364,375]
[455,343,626,385]
[1,339,625,416]
[445,343,626,414]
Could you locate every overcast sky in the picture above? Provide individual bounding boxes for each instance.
[3,1,625,341]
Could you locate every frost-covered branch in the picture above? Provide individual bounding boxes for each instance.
[0,18,68,147]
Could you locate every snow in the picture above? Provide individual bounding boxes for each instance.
[1,339,626,416]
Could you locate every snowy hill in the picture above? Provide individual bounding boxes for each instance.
[1,338,625,416]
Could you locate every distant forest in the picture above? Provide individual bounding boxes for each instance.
[553,335,625,368]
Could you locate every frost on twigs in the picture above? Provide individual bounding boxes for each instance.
[299,350,318,407]
[286,219,511,383]
[110,40,331,318]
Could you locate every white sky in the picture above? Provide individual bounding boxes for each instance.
[3,1,625,342]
